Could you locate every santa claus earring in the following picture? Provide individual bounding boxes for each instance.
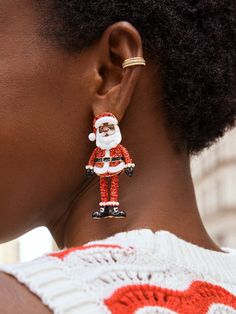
[86,112,135,219]
[85,56,145,219]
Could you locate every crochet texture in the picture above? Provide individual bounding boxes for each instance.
[0,229,236,314]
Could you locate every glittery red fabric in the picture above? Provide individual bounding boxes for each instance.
[100,177,109,202]
[88,144,133,205]
[99,175,119,203]
[88,144,132,170]
[110,175,119,202]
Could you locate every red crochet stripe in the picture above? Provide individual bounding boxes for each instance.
[104,281,236,314]
[49,244,123,260]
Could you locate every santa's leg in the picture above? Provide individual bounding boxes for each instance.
[110,174,119,203]
[108,174,126,218]
[100,176,109,204]
[92,176,109,219]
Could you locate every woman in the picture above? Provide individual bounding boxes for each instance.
[0,0,235,313]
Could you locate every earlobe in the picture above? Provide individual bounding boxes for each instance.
[91,21,146,121]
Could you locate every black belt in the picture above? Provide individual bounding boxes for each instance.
[95,157,125,162]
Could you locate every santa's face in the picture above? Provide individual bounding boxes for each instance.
[98,123,115,137]
[96,123,122,149]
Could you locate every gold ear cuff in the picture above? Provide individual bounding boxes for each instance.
[122,57,146,69]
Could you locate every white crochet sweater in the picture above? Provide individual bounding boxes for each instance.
[1,229,236,314]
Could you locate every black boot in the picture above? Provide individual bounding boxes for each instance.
[108,206,126,218]
[92,206,109,219]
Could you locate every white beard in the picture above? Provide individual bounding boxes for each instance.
[96,125,122,150]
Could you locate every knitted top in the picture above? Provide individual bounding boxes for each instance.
[1,229,236,314]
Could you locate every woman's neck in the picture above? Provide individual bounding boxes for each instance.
[48,76,222,252]
[52,143,221,252]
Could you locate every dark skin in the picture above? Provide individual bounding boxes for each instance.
[0,0,226,313]
[99,123,115,135]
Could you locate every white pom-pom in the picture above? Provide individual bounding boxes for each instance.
[88,133,96,141]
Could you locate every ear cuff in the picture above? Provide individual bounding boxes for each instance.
[122,57,146,69]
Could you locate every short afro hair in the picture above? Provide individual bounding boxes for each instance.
[37,0,236,154]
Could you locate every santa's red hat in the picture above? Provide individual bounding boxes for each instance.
[88,112,118,141]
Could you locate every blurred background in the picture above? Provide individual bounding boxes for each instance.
[0,128,235,264]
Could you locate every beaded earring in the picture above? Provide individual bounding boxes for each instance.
[85,112,135,219]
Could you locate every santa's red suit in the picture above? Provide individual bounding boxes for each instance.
[87,144,133,204]
[86,112,134,218]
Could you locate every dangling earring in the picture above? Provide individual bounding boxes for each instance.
[85,112,135,219]
[85,57,145,219]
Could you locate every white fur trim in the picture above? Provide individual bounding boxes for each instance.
[108,161,125,173]
[88,133,96,141]
[94,161,125,175]
[94,163,110,175]
[106,201,119,206]
[99,202,108,206]
[85,165,93,169]
[95,116,118,128]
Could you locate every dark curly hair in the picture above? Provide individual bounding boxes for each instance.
[37,0,236,154]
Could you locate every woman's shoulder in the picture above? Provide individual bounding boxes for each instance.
[0,271,51,314]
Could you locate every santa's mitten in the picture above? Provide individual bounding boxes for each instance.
[124,163,135,177]
[85,165,94,177]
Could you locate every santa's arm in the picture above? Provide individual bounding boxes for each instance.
[87,148,97,167]
[119,145,133,164]
[85,148,97,176]
[119,145,135,176]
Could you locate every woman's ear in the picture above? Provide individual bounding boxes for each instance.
[91,21,145,120]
